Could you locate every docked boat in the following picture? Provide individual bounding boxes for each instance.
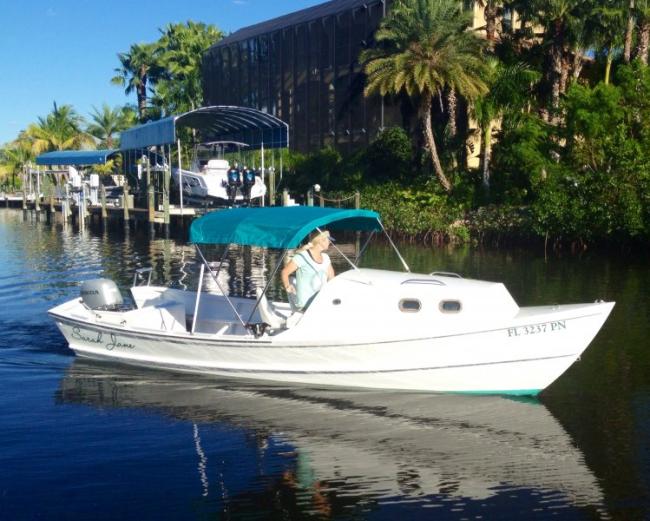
[171,142,266,205]
[48,206,615,395]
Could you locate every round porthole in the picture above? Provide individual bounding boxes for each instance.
[399,299,421,312]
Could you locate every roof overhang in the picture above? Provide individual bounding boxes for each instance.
[119,106,289,151]
[190,207,382,249]
[36,150,119,166]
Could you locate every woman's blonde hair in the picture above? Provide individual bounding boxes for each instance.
[293,230,331,257]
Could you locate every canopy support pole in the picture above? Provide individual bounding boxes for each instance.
[246,248,289,324]
[355,230,376,265]
[260,141,265,207]
[379,221,410,272]
[177,139,183,214]
[191,263,204,334]
[194,244,249,331]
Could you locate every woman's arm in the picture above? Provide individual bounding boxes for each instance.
[281,260,298,294]
[327,263,335,281]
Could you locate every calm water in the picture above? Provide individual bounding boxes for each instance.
[1,209,649,520]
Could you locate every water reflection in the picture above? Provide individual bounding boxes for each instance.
[57,360,607,518]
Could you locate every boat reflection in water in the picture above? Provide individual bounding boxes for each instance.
[57,360,607,517]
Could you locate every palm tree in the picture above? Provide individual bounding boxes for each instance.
[0,140,33,190]
[587,2,626,84]
[111,43,162,121]
[154,21,223,114]
[87,104,135,149]
[472,59,540,189]
[24,102,94,154]
[524,0,593,119]
[361,0,489,192]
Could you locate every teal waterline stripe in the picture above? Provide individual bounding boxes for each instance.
[452,389,542,397]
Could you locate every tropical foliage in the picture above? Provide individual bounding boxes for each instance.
[87,104,137,149]
[358,0,650,245]
[361,0,489,192]
[111,21,222,121]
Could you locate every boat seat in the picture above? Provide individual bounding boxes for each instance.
[255,288,286,330]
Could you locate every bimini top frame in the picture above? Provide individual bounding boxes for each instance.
[187,207,411,335]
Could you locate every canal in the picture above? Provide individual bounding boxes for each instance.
[0,209,648,520]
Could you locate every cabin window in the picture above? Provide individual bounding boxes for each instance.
[440,300,462,313]
[399,299,421,313]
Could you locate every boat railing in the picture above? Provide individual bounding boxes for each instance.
[133,267,153,287]
[402,279,446,286]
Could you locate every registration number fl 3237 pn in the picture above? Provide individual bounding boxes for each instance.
[507,320,566,338]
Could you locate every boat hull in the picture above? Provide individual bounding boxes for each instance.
[49,301,614,395]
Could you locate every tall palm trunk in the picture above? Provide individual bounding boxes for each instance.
[447,88,457,138]
[572,52,584,80]
[636,19,650,64]
[550,21,565,124]
[481,121,493,190]
[605,54,614,84]
[137,67,148,121]
[559,53,570,95]
[421,95,451,192]
[624,0,635,63]
[484,1,498,44]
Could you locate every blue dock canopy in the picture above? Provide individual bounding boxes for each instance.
[36,150,119,166]
[119,106,289,151]
[190,207,382,249]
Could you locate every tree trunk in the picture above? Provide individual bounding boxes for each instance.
[559,52,570,95]
[550,21,564,124]
[572,52,584,79]
[484,1,498,44]
[605,54,613,84]
[481,121,493,190]
[421,96,451,193]
[624,0,635,63]
[636,20,650,64]
[137,67,148,121]
[447,88,457,138]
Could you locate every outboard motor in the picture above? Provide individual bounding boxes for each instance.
[226,165,241,206]
[80,279,124,311]
[242,167,256,205]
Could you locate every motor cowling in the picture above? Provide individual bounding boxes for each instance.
[242,168,256,187]
[80,279,124,310]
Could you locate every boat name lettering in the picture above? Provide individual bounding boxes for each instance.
[71,327,135,350]
[507,320,566,338]
[105,333,135,351]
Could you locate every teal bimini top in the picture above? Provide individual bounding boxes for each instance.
[190,206,382,249]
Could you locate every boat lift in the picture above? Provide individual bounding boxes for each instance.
[119,106,290,211]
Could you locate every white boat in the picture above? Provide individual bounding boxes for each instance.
[171,141,266,205]
[48,206,614,395]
